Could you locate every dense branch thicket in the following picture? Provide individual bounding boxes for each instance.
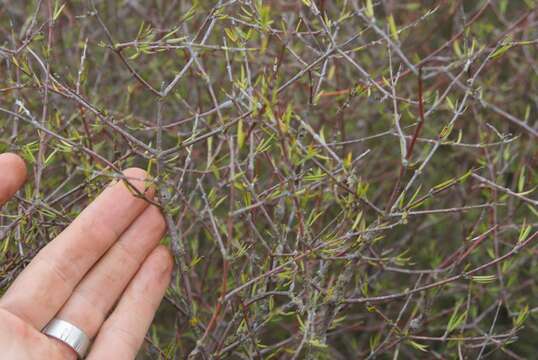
[1,0,537,358]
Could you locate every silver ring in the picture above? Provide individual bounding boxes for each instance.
[42,319,90,359]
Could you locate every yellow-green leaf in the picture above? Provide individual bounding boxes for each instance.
[365,0,374,18]
[407,340,428,352]
[489,44,513,60]
[387,15,398,41]
[237,118,245,150]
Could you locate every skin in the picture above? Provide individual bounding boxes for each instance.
[0,153,173,359]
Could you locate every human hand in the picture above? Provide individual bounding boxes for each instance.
[0,153,173,359]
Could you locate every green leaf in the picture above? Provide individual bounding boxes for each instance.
[518,220,531,243]
[369,333,381,352]
[433,178,456,192]
[53,1,66,21]
[471,274,496,284]
[387,15,398,41]
[500,0,508,14]
[128,49,140,60]
[518,167,526,193]
[439,123,454,140]
[407,184,422,207]
[308,338,328,348]
[514,305,529,327]
[407,340,428,352]
[237,118,245,150]
[447,301,467,333]
[224,28,238,42]
[446,96,455,111]
[365,0,374,18]
[527,204,538,218]
[352,211,363,231]
[44,148,59,166]
[489,44,513,60]
[453,40,462,57]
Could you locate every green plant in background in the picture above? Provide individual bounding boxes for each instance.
[1,0,537,358]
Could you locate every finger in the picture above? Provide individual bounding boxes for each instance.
[0,168,153,329]
[87,245,173,360]
[55,204,166,339]
[0,153,27,206]
[0,307,77,360]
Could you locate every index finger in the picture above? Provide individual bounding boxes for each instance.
[0,153,27,206]
[0,168,154,329]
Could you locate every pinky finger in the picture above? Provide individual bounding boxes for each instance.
[87,245,173,360]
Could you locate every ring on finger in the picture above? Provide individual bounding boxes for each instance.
[42,318,91,359]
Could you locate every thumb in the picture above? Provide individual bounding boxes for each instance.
[0,153,27,206]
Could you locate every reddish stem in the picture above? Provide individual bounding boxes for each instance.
[406,67,424,160]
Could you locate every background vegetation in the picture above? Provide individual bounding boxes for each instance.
[1,0,537,358]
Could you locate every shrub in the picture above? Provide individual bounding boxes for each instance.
[1,0,537,358]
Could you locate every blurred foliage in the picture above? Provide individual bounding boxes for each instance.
[1,0,537,358]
